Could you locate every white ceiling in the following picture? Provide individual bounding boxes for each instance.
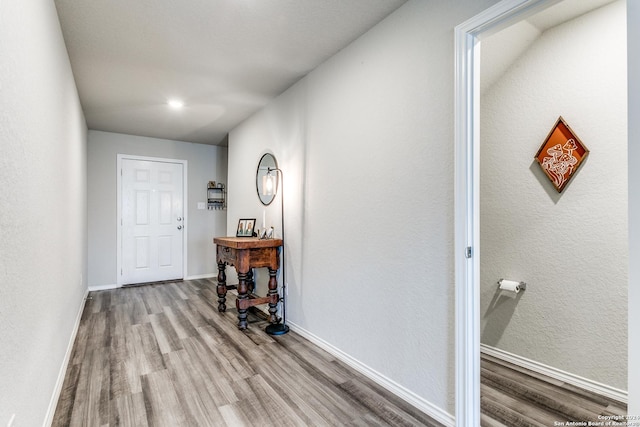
[54,0,408,145]
[480,0,618,94]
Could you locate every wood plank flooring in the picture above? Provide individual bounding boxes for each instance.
[52,278,443,427]
[481,353,627,427]
[53,277,626,426]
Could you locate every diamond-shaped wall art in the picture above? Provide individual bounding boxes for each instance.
[534,116,589,193]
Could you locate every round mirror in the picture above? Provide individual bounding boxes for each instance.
[256,153,278,206]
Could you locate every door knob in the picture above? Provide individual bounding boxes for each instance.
[177,225,182,230]
[177,217,182,221]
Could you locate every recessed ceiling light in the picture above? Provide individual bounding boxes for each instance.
[168,99,184,109]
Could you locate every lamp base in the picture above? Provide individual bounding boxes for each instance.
[265,323,290,335]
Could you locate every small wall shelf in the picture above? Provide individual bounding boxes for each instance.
[207,182,226,210]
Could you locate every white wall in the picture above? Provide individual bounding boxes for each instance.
[0,1,635,424]
[226,85,306,299]
[228,0,500,419]
[87,130,227,287]
[480,1,627,389]
[628,0,640,416]
[0,1,88,426]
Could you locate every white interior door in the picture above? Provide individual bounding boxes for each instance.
[120,158,184,285]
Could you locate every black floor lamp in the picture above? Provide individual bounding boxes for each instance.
[261,162,290,336]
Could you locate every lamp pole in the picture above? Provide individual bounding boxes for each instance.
[265,167,289,335]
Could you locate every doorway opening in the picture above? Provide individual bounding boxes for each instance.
[454,0,628,424]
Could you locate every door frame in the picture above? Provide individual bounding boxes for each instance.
[116,154,188,286]
[453,0,564,424]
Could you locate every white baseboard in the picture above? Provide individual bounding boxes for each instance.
[88,283,119,291]
[480,344,627,404]
[184,273,216,280]
[287,321,455,427]
[43,288,89,427]
[89,275,216,292]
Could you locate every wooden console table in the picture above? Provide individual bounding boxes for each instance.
[214,237,283,330]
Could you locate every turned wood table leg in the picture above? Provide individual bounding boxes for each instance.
[267,268,279,324]
[236,271,249,330]
[247,268,255,294]
[216,261,227,312]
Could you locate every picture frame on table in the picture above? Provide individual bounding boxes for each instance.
[236,218,256,237]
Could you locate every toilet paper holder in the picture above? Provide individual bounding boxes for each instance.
[498,278,527,291]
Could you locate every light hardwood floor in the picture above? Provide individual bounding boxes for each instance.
[53,277,625,426]
[52,278,443,427]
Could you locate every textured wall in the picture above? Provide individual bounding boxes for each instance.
[480,1,627,389]
[0,1,88,425]
[87,130,228,287]
[228,0,501,416]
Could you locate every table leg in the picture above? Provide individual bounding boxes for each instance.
[267,268,279,324]
[216,261,227,312]
[247,268,255,294]
[236,271,249,330]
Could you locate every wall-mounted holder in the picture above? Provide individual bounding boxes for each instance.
[207,182,226,210]
[498,279,527,293]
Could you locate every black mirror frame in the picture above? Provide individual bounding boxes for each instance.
[256,153,278,206]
